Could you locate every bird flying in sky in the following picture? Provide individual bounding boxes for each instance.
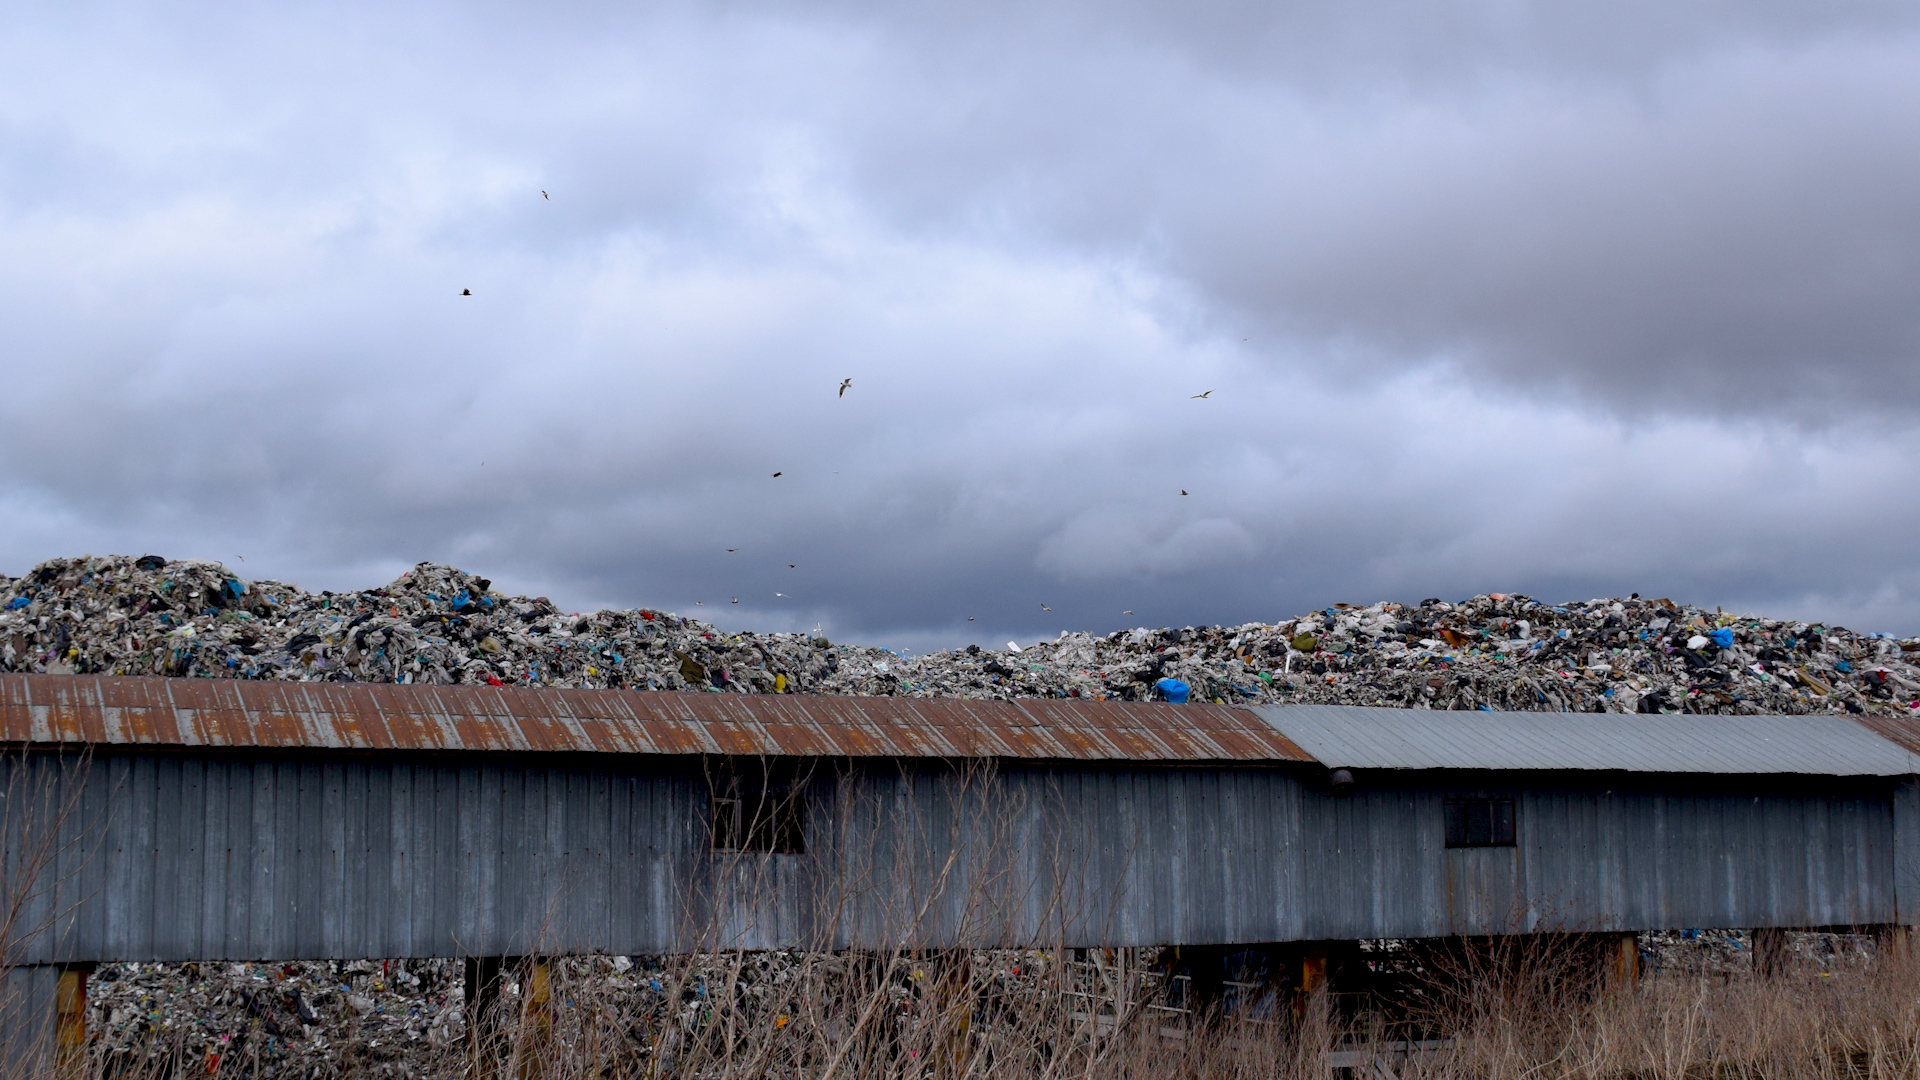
[1191,390,1213,399]
[838,378,852,397]
[460,288,471,296]
[1180,489,1188,495]
[541,190,549,200]
[772,471,782,477]
[1040,602,1051,611]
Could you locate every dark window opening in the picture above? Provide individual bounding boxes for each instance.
[1444,798,1515,848]
[710,760,807,854]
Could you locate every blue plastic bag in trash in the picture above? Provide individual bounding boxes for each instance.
[1708,628,1734,649]
[1155,678,1190,704]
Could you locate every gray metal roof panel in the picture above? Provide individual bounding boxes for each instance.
[1251,704,1918,775]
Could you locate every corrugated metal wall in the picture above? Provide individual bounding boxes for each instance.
[853,766,1897,947]
[1,751,1900,962]
[1895,779,1920,925]
[5,752,710,962]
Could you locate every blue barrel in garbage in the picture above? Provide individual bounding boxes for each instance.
[1154,678,1190,704]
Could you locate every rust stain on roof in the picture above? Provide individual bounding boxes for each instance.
[1855,715,1920,758]
[0,675,1315,763]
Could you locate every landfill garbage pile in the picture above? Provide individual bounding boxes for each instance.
[1639,930,1881,977]
[77,935,1872,1075]
[81,950,1060,1077]
[86,958,467,1074]
[2,555,1917,716]
[15,553,1916,1070]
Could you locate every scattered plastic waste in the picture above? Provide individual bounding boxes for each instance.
[0,557,1915,716]
[1154,677,1191,704]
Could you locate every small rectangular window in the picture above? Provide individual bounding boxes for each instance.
[710,762,806,854]
[1444,798,1515,848]
[710,796,746,851]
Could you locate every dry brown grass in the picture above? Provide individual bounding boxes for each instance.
[16,935,1920,1080]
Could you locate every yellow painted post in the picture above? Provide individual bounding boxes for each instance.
[514,959,553,1080]
[1300,950,1327,994]
[1293,945,1328,1021]
[54,967,88,1068]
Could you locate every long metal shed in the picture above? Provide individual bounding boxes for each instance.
[3,674,1917,970]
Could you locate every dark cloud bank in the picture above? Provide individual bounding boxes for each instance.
[2,0,1918,649]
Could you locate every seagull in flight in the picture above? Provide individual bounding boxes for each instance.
[838,378,853,397]
[1123,610,1134,616]
[1190,390,1213,399]
[789,564,796,569]
[1040,603,1051,612]
[772,471,783,478]
[727,548,737,553]
[730,597,739,604]
[1180,490,1188,496]
[541,190,549,200]
[460,288,472,296]
[776,592,788,598]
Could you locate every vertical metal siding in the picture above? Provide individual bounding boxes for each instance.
[1897,780,1920,925]
[0,752,1902,962]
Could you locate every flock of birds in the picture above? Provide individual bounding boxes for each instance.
[458,190,1225,631]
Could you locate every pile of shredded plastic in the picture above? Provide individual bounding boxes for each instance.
[2,554,1916,715]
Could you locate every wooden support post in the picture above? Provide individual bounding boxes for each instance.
[1183,946,1227,1018]
[1301,948,1328,994]
[1754,928,1789,978]
[54,966,90,1067]
[465,956,508,1078]
[513,959,553,1080]
[1874,924,1912,962]
[929,949,973,1078]
[1608,933,1640,986]
[1292,944,1328,1022]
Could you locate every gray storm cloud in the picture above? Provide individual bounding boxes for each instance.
[0,0,1916,645]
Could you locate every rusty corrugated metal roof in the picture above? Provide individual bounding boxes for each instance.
[0,675,1315,762]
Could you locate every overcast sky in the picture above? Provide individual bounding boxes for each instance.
[3,0,1919,649]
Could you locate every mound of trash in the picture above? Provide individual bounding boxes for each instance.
[1,554,1916,715]
[15,553,1914,1068]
